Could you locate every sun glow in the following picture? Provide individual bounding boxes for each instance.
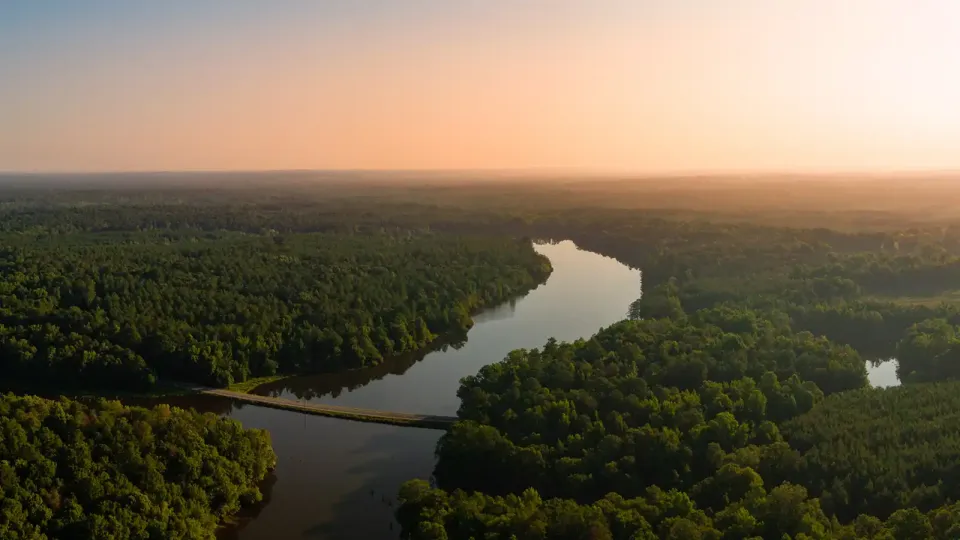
[2,0,960,172]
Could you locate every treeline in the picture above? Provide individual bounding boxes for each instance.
[397,311,960,538]
[636,252,960,361]
[794,251,960,297]
[430,309,864,501]
[398,476,960,540]
[0,230,550,390]
[0,393,275,539]
[638,282,960,362]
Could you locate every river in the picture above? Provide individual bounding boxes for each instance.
[139,239,909,539]
[159,241,642,539]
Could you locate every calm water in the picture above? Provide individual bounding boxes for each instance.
[866,359,900,388]
[164,241,642,540]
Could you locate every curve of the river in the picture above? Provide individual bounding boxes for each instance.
[146,239,903,539]
[161,241,642,540]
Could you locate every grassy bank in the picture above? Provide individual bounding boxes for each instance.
[227,375,291,394]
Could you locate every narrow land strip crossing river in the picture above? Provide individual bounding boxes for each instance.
[157,242,645,540]
[199,388,458,429]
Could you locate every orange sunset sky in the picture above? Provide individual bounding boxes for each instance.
[2,1,959,173]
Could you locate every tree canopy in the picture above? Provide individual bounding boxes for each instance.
[0,230,550,390]
[399,314,960,539]
[0,393,275,539]
[7,179,960,538]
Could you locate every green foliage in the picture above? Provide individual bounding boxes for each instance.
[0,393,275,539]
[896,318,960,382]
[10,179,960,539]
[400,318,960,538]
[0,231,550,390]
[432,310,864,501]
[611,219,960,360]
[399,475,960,539]
[781,382,960,520]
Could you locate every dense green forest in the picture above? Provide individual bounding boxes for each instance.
[398,313,960,538]
[171,178,946,538]
[7,178,960,538]
[433,309,864,499]
[0,393,275,539]
[0,229,550,390]
[6,176,960,370]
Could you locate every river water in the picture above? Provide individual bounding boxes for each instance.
[160,241,642,539]
[131,239,909,539]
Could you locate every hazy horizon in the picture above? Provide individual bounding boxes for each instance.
[4,168,960,184]
[4,1,960,173]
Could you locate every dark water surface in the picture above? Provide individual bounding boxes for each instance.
[159,241,642,539]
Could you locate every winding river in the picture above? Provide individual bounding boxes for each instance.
[144,240,903,539]
[160,241,643,539]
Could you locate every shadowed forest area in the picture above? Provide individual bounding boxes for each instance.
[5,174,960,538]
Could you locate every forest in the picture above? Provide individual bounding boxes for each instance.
[0,393,275,539]
[5,176,960,537]
[408,303,958,531]
[401,307,960,538]
[400,380,960,539]
[321,176,960,539]
[0,229,550,390]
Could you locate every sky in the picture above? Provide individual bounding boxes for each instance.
[2,0,960,173]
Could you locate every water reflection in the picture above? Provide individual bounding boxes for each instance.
[471,297,520,324]
[123,393,242,417]
[215,406,441,540]
[220,472,279,536]
[254,338,467,402]
[251,283,520,403]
